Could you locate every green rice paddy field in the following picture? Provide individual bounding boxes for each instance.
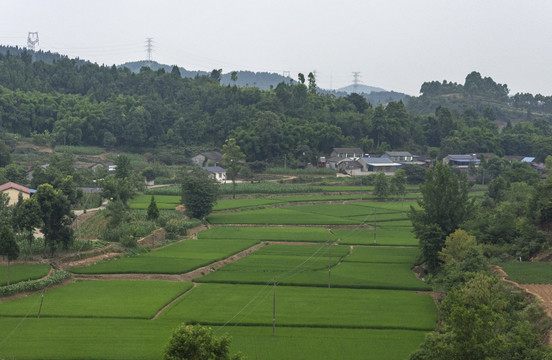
[499,261,552,284]
[0,264,51,286]
[0,195,436,359]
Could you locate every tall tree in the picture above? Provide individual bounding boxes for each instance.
[222,138,245,199]
[307,72,317,94]
[409,162,473,271]
[373,172,389,199]
[147,195,159,221]
[34,184,75,255]
[181,168,218,219]
[12,194,41,255]
[0,225,19,285]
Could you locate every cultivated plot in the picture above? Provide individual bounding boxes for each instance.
[69,239,259,274]
[198,226,335,243]
[0,280,193,319]
[198,244,429,290]
[161,283,437,330]
[0,318,429,360]
[498,261,552,284]
[0,264,51,286]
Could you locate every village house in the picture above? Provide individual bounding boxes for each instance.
[383,151,413,163]
[442,154,480,169]
[326,147,364,170]
[192,151,223,167]
[203,166,227,183]
[360,157,402,174]
[0,182,34,206]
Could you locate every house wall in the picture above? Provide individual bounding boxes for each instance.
[2,189,30,206]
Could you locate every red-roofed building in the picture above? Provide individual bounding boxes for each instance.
[0,182,33,206]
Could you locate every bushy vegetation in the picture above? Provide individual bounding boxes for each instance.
[0,270,71,297]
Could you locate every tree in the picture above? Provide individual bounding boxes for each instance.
[438,229,477,268]
[390,169,407,196]
[101,176,135,205]
[307,72,316,94]
[0,140,11,167]
[181,168,218,219]
[373,172,389,199]
[115,154,132,179]
[297,73,305,84]
[12,195,41,255]
[222,138,245,199]
[0,225,19,285]
[164,323,244,360]
[147,195,159,221]
[409,162,473,271]
[34,184,75,255]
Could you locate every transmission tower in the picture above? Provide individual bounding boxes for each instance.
[145,38,154,66]
[352,72,361,91]
[27,32,39,51]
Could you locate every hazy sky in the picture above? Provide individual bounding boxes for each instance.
[1,0,551,95]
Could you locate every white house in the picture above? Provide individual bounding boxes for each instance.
[203,166,227,182]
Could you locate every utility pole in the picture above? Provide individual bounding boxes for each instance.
[272,280,277,336]
[328,240,332,288]
[27,32,39,51]
[145,38,154,66]
[374,208,377,244]
[37,289,45,318]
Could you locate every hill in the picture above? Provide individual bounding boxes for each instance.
[337,84,386,94]
[119,61,291,90]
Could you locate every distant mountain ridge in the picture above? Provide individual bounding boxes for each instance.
[119,60,292,91]
[0,45,409,105]
[337,84,386,94]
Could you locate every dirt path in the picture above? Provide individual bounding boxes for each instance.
[151,283,199,320]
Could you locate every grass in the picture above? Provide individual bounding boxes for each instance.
[208,202,415,226]
[161,283,437,330]
[498,261,552,284]
[0,318,429,360]
[129,194,181,210]
[331,226,417,246]
[198,226,335,243]
[0,317,175,360]
[218,183,324,195]
[0,264,51,286]
[0,280,193,319]
[69,239,259,274]
[198,244,429,290]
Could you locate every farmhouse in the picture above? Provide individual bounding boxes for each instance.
[383,151,413,163]
[361,157,402,174]
[336,158,364,175]
[326,147,364,169]
[0,181,34,206]
[203,166,227,182]
[442,154,480,169]
[192,151,223,167]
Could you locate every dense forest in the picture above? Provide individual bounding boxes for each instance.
[1,48,552,166]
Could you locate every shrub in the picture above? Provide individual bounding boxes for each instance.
[0,270,71,297]
[165,220,188,240]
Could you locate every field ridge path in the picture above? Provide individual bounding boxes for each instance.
[151,283,199,320]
